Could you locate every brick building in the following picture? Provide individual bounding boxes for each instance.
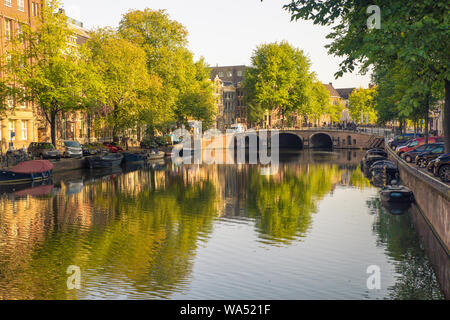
[0,0,44,153]
[210,65,248,130]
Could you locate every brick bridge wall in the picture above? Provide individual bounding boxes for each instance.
[202,130,384,150]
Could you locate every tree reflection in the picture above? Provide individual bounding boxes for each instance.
[246,163,342,244]
[0,169,219,299]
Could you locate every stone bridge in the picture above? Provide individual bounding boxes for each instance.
[269,129,385,150]
[202,129,385,150]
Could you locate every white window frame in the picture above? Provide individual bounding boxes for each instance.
[7,95,14,108]
[21,120,27,140]
[17,0,24,12]
[4,0,12,8]
[5,19,12,41]
[9,120,15,141]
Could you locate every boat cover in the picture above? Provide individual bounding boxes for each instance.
[10,160,54,174]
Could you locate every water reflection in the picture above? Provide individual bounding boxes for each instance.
[368,199,445,299]
[0,150,445,300]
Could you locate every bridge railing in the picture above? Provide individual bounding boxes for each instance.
[254,127,395,138]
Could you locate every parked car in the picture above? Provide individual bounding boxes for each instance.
[63,141,83,158]
[432,154,450,182]
[402,143,444,163]
[415,146,446,168]
[396,137,443,157]
[28,142,61,160]
[82,143,108,156]
[388,134,423,150]
[102,142,124,153]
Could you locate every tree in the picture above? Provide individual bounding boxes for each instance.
[87,28,163,141]
[309,80,333,125]
[348,87,378,124]
[7,0,99,146]
[283,0,450,151]
[244,41,314,125]
[118,9,216,131]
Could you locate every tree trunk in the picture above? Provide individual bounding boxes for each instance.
[50,111,57,147]
[425,94,430,145]
[444,79,450,153]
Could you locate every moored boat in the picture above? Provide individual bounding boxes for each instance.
[380,184,414,203]
[122,152,146,163]
[0,160,54,184]
[147,150,165,161]
[86,153,124,169]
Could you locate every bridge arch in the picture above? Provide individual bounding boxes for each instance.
[275,133,304,150]
[310,133,333,149]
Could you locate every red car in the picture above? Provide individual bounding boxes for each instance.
[396,136,443,157]
[102,142,123,153]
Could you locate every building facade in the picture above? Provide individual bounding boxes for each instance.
[0,0,44,153]
[210,65,248,131]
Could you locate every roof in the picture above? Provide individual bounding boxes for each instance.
[323,83,341,98]
[336,88,357,100]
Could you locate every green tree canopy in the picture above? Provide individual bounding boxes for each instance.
[244,41,314,124]
[87,28,164,140]
[348,86,378,124]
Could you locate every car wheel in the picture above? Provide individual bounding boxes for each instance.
[405,155,412,163]
[398,152,404,158]
[439,165,450,183]
[418,159,427,168]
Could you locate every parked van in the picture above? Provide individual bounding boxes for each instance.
[396,136,443,156]
[63,141,83,158]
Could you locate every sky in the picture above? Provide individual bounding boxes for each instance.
[61,0,372,89]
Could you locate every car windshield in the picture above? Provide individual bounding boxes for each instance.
[416,146,427,151]
[64,141,81,148]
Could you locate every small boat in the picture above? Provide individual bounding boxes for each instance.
[0,160,54,184]
[380,183,414,203]
[86,153,124,169]
[369,160,399,181]
[146,150,166,161]
[122,152,146,163]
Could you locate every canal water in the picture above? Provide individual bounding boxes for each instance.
[0,150,446,300]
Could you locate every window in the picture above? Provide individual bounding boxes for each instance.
[21,120,28,140]
[17,0,24,11]
[237,71,243,77]
[7,95,14,108]
[227,71,233,77]
[5,19,12,41]
[20,95,26,108]
[9,120,15,141]
[4,0,12,7]
[218,72,224,78]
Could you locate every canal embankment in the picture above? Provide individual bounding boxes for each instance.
[387,147,450,255]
